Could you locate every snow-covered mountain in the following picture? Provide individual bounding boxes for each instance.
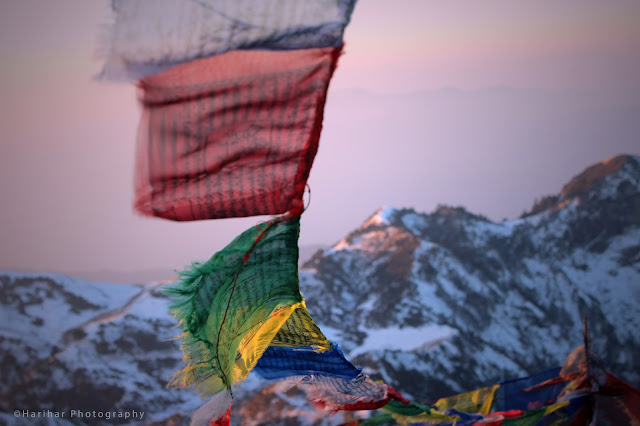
[301,154,640,402]
[0,274,200,425]
[1,154,639,425]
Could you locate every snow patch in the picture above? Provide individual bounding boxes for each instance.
[366,206,396,226]
[351,324,456,357]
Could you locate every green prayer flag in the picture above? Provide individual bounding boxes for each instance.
[165,217,304,396]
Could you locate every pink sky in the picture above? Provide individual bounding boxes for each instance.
[1,1,639,278]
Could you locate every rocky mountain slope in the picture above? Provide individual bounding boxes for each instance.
[1,154,638,425]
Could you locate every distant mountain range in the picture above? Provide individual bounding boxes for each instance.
[1,154,638,425]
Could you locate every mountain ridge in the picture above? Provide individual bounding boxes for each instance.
[523,154,640,218]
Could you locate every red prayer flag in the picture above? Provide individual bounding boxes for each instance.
[134,47,341,221]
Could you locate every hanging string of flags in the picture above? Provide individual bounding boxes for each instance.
[99,0,400,423]
[98,2,640,425]
[348,346,640,425]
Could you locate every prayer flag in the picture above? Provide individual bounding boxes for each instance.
[99,0,356,80]
[165,217,303,395]
[134,47,341,220]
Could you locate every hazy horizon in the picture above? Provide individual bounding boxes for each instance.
[1,1,639,277]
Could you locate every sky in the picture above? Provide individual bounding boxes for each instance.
[1,0,639,279]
